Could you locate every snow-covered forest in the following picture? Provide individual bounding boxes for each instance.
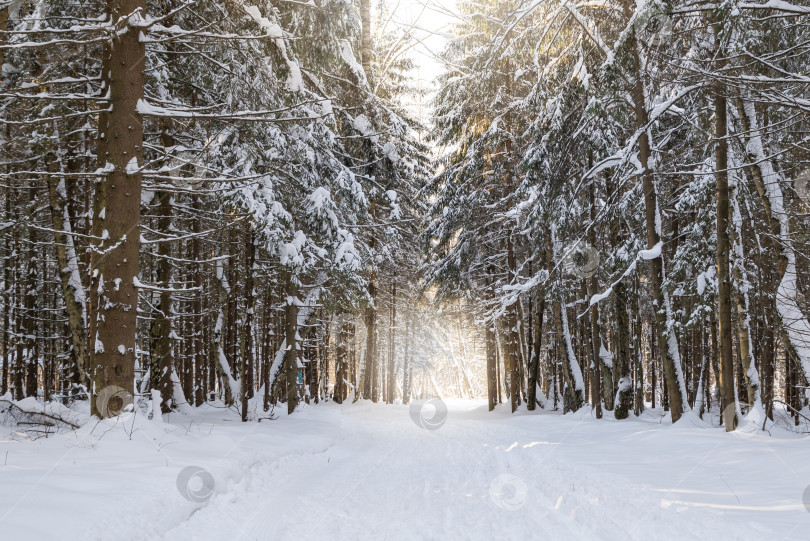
[1,0,810,538]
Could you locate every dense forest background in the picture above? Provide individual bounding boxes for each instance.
[0,0,808,432]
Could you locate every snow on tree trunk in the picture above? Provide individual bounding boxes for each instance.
[47,175,87,390]
[737,100,810,385]
[629,31,689,422]
[729,152,763,418]
[712,35,737,432]
[558,300,585,412]
[90,0,145,418]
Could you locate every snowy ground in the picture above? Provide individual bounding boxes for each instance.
[1,399,809,540]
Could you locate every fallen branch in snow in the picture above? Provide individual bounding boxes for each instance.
[772,399,810,425]
[0,399,81,430]
[257,403,278,422]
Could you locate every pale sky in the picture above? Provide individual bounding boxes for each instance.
[380,0,458,125]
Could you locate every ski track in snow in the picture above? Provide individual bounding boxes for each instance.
[1,401,809,541]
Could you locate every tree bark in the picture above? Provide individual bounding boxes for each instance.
[334,315,350,404]
[505,236,520,413]
[387,279,396,403]
[712,19,736,431]
[549,228,584,412]
[47,175,87,392]
[24,226,37,398]
[1,193,9,397]
[149,190,174,413]
[213,257,235,406]
[587,180,603,417]
[0,4,8,71]
[610,215,632,418]
[0,6,8,397]
[486,321,498,411]
[626,6,688,422]
[554,299,584,412]
[240,227,256,421]
[284,277,300,414]
[192,197,205,406]
[730,185,761,411]
[363,269,378,401]
[527,290,545,411]
[633,298,645,416]
[402,311,411,404]
[90,0,145,417]
[735,97,809,391]
[359,0,372,79]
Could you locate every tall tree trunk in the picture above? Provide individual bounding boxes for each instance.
[12,223,22,400]
[284,277,300,414]
[214,258,236,406]
[0,4,8,71]
[761,314,775,419]
[240,228,256,421]
[0,6,8,397]
[527,290,545,411]
[335,315,350,404]
[149,190,174,413]
[1,193,9,397]
[709,308,720,410]
[730,182,761,413]
[47,174,88,393]
[386,279,396,404]
[402,311,411,404]
[633,296,645,416]
[359,0,372,79]
[260,288,272,410]
[192,197,204,407]
[695,318,710,418]
[486,321,498,411]
[363,270,377,401]
[226,230,238,386]
[587,180,603,418]
[24,226,37,398]
[90,0,145,417]
[549,228,584,412]
[712,20,736,431]
[505,236,520,413]
[358,0,376,399]
[554,298,585,412]
[626,8,688,422]
[735,97,810,388]
[610,211,632,418]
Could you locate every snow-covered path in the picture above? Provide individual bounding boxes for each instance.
[2,400,809,540]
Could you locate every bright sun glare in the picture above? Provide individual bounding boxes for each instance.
[385,0,458,122]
